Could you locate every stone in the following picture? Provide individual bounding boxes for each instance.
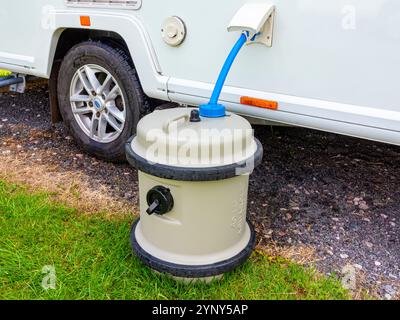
[365,241,373,248]
[358,201,369,210]
[383,285,397,296]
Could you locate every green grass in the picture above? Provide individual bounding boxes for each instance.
[0,180,349,300]
[0,70,11,77]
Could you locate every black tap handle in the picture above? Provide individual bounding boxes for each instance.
[146,199,160,215]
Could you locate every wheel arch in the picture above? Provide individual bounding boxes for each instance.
[52,29,133,63]
[47,12,169,122]
[49,29,137,123]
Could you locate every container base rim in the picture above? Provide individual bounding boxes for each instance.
[130,219,257,279]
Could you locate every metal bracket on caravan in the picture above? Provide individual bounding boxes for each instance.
[9,74,26,93]
[0,74,26,93]
[228,3,276,47]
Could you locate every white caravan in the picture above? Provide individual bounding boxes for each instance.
[0,0,399,161]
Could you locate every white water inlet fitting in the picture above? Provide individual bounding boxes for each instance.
[228,2,276,47]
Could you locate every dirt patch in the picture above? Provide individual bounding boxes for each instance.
[0,152,135,218]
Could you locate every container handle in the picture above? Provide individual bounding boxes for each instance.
[163,114,190,133]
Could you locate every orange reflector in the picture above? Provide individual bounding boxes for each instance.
[240,96,278,110]
[80,16,91,27]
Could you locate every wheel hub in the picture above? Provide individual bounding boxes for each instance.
[93,98,105,112]
[69,64,127,144]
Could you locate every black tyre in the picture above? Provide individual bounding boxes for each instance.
[57,41,148,162]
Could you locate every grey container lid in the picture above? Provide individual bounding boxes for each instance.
[127,108,263,181]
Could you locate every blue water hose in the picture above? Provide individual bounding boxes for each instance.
[199,32,248,118]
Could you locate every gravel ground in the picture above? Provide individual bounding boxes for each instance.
[0,83,399,299]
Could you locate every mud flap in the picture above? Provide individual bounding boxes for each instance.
[49,59,63,124]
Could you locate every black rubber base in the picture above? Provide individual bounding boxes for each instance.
[130,219,256,279]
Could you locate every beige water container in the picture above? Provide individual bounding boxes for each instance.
[126,107,263,280]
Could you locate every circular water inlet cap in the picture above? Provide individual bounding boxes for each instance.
[161,16,186,47]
